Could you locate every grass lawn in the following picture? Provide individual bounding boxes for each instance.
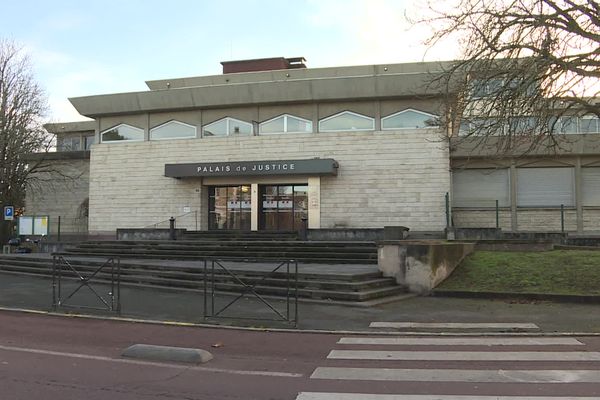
[438,250,600,296]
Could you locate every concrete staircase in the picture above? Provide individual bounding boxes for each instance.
[59,239,379,264]
[0,255,405,304]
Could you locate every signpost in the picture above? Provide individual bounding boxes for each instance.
[3,206,14,221]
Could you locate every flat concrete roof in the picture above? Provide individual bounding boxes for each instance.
[69,60,456,118]
[44,121,96,134]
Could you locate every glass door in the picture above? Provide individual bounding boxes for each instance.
[259,184,308,231]
[209,185,251,230]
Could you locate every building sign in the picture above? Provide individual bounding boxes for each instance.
[3,206,14,221]
[165,158,338,178]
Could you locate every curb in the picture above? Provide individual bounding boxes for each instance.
[1,305,600,337]
[432,290,600,304]
[122,344,213,364]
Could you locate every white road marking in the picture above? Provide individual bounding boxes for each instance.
[297,394,600,400]
[369,322,539,330]
[337,337,583,346]
[311,367,600,383]
[0,344,302,378]
[327,350,600,361]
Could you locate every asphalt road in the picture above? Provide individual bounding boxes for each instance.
[1,311,600,399]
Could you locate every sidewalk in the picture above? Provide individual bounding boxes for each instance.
[1,272,599,334]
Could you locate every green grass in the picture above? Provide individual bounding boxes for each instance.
[438,250,600,296]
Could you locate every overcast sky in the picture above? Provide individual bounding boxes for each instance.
[0,0,459,122]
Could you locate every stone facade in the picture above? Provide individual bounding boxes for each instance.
[25,158,90,236]
[88,129,450,234]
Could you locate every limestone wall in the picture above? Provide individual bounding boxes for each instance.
[88,129,450,234]
[25,159,90,235]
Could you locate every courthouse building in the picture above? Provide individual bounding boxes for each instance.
[28,57,600,237]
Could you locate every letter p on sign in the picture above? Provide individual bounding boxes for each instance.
[4,206,14,221]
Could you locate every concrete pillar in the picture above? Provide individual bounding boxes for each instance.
[374,100,382,131]
[199,183,208,230]
[143,113,150,141]
[95,118,101,144]
[510,161,518,231]
[312,103,319,133]
[575,157,583,232]
[308,176,321,229]
[251,183,259,231]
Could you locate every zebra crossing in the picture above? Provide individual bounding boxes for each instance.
[296,321,600,400]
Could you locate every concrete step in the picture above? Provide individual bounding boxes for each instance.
[59,251,377,264]
[0,256,402,303]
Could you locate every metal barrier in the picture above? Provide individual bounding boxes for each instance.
[203,259,298,326]
[52,255,121,315]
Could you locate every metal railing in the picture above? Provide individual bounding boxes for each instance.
[52,255,121,315]
[203,259,299,326]
[143,210,198,230]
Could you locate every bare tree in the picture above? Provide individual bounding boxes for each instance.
[0,39,52,241]
[418,0,599,155]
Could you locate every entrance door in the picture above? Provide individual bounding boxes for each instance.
[259,184,308,231]
[208,185,251,230]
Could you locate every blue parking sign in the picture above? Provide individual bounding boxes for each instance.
[4,206,14,221]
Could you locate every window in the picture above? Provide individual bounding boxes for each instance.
[203,117,253,137]
[58,137,81,151]
[557,116,578,134]
[101,124,144,142]
[459,118,504,136]
[150,120,196,140]
[318,111,374,132]
[470,78,504,99]
[508,116,538,135]
[259,114,312,134]
[452,169,510,207]
[382,109,438,130]
[517,168,574,207]
[580,115,600,134]
[582,167,600,206]
[84,135,95,150]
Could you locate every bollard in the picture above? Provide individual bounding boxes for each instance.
[300,216,308,241]
[445,192,450,228]
[169,217,176,240]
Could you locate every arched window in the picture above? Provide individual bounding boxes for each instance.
[382,109,438,130]
[259,114,312,134]
[101,124,144,143]
[150,120,196,140]
[203,117,253,137]
[318,111,374,132]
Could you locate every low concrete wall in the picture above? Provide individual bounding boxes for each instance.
[474,240,554,252]
[448,227,502,240]
[378,240,475,294]
[307,228,384,241]
[116,228,186,241]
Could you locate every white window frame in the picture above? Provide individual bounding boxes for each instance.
[579,115,600,134]
[381,109,439,130]
[100,124,145,143]
[150,120,197,141]
[202,117,253,137]
[318,111,375,132]
[58,136,82,151]
[259,114,313,135]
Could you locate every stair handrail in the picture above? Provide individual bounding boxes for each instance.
[142,210,198,230]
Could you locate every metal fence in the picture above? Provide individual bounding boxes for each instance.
[203,259,299,326]
[52,255,121,315]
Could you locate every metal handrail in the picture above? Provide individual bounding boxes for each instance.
[142,210,198,230]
